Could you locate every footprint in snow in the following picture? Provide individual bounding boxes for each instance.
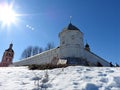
[98,73,107,76]
[100,78,108,83]
[110,77,120,87]
[106,70,114,73]
[73,82,79,85]
[76,69,82,73]
[86,68,92,71]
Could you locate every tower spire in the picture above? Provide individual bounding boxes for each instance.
[9,43,13,49]
[70,16,72,23]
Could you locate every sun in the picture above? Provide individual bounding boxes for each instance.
[0,3,17,27]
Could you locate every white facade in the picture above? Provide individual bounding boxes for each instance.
[59,27,84,58]
[13,23,110,67]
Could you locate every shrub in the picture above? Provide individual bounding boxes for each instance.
[96,62,103,67]
[28,64,68,70]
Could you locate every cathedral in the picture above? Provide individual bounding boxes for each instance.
[0,43,14,67]
[13,22,110,67]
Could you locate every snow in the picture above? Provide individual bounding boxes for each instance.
[0,66,120,90]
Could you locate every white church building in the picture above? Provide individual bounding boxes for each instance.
[13,22,110,66]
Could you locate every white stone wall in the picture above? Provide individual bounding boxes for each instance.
[13,47,60,66]
[60,44,84,58]
[59,29,84,58]
[84,50,110,66]
[59,29,84,47]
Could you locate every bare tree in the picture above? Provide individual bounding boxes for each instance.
[21,49,28,59]
[39,47,43,53]
[21,46,43,59]
[33,46,40,55]
[21,42,55,59]
[45,42,55,51]
[21,46,33,59]
[27,46,33,57]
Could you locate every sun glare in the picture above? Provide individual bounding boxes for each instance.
[0,3,17,27]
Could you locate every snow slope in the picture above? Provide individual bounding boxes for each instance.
[0,66,120,90]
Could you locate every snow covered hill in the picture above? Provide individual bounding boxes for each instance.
[0,66,120,90]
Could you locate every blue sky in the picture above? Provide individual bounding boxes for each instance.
[0,0,120,64]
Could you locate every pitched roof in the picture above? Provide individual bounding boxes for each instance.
[67,23,80,30]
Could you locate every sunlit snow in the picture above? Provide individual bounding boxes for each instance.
[0,66,120,90]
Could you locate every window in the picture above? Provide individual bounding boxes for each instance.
[9,53,11,56]
[71,35,75,40]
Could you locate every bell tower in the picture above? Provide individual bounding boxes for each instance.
[0,43,14,67]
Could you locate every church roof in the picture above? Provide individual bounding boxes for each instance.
[5,48,14,52]
[67,23,80,31]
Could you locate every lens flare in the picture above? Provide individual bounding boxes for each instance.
[0,3,17,27]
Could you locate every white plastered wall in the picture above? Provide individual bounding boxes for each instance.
[59,29,84,58]
[84,50,110,66]
[13,48,60,66]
